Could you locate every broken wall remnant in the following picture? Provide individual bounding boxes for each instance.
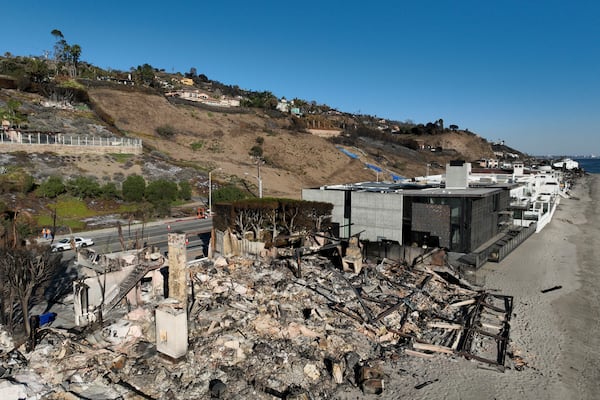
[363,241,426,265]
[214,228,266,257]
[168,233,188,306]
[73,248,166,326]
[342,236,363,274]
[156,299,188,359]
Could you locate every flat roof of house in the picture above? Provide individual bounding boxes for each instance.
[307,181,507,197]
[309,181,429,192]
[401,187,504,198]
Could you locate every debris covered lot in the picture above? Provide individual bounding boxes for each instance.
[1,250,518,399]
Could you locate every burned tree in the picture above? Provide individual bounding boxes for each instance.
[279,199,302,235]
[0,246,62,338]
[247,199,278,241]
[262,200,280,241]
[234,204,253,239]
[300,202,333,233]
[214,199,333,240]
[0,206,36,249]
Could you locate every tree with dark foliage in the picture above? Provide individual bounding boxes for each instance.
[0,246,62,339]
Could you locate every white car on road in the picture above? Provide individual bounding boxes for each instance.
[51,237,94,252]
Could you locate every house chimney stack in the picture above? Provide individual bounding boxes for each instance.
[167,233,188,306]
[445,160,470,189]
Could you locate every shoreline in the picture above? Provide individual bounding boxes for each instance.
[555,173,600,397]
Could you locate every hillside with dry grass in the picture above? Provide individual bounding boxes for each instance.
[1,83,498,201]
[86,86,495,197]
[88,88,373,197]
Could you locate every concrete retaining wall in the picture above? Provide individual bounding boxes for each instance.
[0,142,142,155]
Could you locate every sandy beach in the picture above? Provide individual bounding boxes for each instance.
[344,173,600,400]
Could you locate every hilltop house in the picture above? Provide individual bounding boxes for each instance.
[276,98,290,113]
[166,89,240,107]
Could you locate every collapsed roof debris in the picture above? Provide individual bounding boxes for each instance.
[0,237,517,399]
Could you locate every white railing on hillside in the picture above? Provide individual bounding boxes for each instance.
[0,131,142,149]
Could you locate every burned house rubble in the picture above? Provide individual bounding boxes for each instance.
[0,231,522,399]
[73,245,167,327]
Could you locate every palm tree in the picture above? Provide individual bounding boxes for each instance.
[50,29,65,62]
[69,44,82,77]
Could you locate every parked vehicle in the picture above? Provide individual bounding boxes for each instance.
[51,237,94,252]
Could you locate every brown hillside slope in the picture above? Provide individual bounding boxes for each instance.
[88,88,379,198]
[88,88,496,198]
[0,86,496,199]
[420,131,494,160]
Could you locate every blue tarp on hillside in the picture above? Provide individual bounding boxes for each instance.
[336,146,359,159]
[337,147,406,181]
[365,163,382,172]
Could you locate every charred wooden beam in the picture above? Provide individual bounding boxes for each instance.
[327,265,375,323]
[413,342,454,354]
[372,301,405,323]
[330,303,365,323]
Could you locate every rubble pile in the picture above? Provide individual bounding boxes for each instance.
[0,253,514,399]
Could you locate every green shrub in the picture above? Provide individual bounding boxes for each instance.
[0,169,34,194]
[178,181,192,200]
[156,124,176,137]
[66,176,102,199]
[100,182,120,199]
[190,141,204,151]
[122,174,146,202]
[36,176,66,198]
[146,179,178,217]
[212,185,250,203]
[249,145,263,158]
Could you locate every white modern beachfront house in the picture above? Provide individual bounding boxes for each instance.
[507,165,564,232]
[453,162,566,233]
[552,158,579,170]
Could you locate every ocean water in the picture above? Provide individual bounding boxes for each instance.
[574,158,600,174]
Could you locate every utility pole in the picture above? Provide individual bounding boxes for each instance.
[208,168,222,215]
[257,159,263,198]
[247,158,264,198]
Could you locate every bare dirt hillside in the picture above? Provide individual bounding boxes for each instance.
[89,88,383,198]
[88,87,495,196]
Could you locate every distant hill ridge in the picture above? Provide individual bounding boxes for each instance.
[0,54,523,198]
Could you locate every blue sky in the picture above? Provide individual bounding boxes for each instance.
[3,1,599,156]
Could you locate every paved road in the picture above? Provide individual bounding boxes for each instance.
[47,217,213,261]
